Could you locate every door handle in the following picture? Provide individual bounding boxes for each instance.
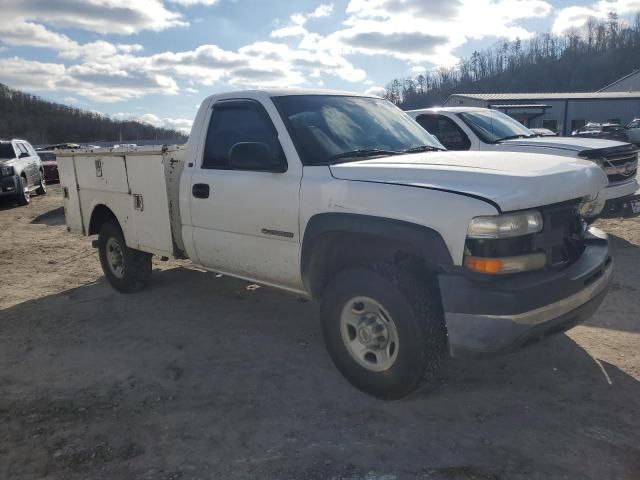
[192,183,210,199]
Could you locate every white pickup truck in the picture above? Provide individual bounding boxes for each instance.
[407,107,640,219]
[58,89,613,399]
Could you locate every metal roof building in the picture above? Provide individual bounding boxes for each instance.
[443,82,640,136]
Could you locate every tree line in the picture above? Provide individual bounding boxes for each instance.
[384,12,640,109]
[0,83,188,145]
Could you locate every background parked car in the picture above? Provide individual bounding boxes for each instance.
[626,118,640,146]
[37,151,59,182]
[530,127,557,136]
[0,139,47,205]
[572,122,629,142]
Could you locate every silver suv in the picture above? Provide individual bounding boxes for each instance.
[0,139,47,205]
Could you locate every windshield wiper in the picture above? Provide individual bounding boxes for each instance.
[327,148,402,164]
[403,145,445,153]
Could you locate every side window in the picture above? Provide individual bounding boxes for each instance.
[202,102,285,170]
[16,143,29,157]
[627,120,639,129]
[417,115,470,150]
[415,114,439,136]
[436,116,471,150]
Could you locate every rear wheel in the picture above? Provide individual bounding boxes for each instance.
[98,220,152,293]
[321,263,447,399]
[36,172,47,195]
[16,176,30,206]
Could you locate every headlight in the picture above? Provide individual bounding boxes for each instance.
[0,165,14,176]
[467,210,543,239]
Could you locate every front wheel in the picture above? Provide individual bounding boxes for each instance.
[321,263,447,400]
[98,220,152,293]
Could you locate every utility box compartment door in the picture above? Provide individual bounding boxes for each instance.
[125,153,174,255]
[74,155,129,193]
[57,156,84,234]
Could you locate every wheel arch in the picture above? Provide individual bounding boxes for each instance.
[301,213,453,299]
[88,204,119,236]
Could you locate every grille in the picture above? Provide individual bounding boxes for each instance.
[602,150,638,184]
[534,200,585,268]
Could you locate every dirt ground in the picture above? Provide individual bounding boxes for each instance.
[0,185,639,480]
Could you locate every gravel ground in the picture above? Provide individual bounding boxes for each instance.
[0,185,639,480]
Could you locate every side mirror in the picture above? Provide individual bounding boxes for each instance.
[228,142,286,172]
[19,152,30,158]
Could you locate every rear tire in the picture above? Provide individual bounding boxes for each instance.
[36,173,47,195]
[16,176,30,206]
[321,263,447,400]
[98,220,152,293]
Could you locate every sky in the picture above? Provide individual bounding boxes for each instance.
[1,0,639,134]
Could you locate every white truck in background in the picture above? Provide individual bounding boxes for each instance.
[407,107,640,220]
[58,89,613,399]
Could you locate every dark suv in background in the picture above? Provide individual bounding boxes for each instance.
[0,139,47,205]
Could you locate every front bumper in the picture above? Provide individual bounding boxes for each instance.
[598,189,640,219]
[585,178,639,218]
[0,175,19,197]
[438,228,612,356]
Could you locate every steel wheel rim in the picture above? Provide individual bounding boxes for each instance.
[340,296,400,372]
[106,237,125,279]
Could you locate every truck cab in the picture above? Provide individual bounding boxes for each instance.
[408,107,640,219]
[59,90,613,399]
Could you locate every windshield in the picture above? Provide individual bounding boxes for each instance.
[272,95,444,165]
[458,110,536,143]
[0,143,16,160]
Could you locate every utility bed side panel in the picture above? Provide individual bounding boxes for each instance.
[57,156,84,234]
[125,153,174,255]
[58,145,186,259]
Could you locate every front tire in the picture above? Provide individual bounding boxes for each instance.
[36,173,47,195]
[98,220,152,293]
[16,176,30,206]
[321,263,447,400]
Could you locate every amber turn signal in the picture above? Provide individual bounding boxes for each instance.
[464,252,546,275]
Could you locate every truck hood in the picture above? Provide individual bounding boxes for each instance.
[329,151,607,212]
[499,135,629,153]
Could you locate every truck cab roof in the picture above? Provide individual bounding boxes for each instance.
[203,88,374,104]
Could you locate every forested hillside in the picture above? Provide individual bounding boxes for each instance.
[0,83,187,145]
[386,13,640,109]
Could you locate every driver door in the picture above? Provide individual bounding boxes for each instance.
[187,99,304,290]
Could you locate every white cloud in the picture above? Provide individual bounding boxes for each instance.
[309,4,334,18]
[327,0,552,64]
[113,112,193,134]
[271,25,309,38]
[2,0,187,36]
[168,0,219,5]
[0,57,178,103]
[364,86,387,97]
[553,0,640,33]
[270,3,334,38]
